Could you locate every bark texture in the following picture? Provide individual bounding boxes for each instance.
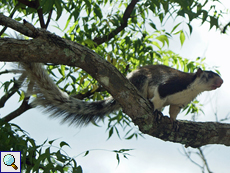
[0,13,230,148]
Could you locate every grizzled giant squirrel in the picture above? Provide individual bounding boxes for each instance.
[20,63,223,125]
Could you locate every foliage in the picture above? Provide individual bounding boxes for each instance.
[0,0,226,172]
[0,119,82,172]
[78,148,133,165]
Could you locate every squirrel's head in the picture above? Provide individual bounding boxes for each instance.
[195,68,223,91]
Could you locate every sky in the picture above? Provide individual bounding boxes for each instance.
[1,1,230,173]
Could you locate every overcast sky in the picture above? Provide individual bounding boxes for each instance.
[1,1,230,173]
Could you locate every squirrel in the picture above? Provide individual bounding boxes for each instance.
[20,63,223,126]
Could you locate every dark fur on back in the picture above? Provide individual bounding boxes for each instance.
[158,73,197,98]
[129,73,148,93]
[131,65,197,98]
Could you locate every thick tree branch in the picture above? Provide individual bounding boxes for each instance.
[0,2,20,36]
[0,13,230,148]
[93,0,139,45]
[0,14,35,37]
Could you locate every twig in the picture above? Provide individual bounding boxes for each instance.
[93,0,139,45]
[45,9,53,29]
[18,0,47,29]
[182,147,203,169]
[2,97,32,122]
[0,72,26,108]
[0,69,24,75]
[0,2,20,36]
[198,148,213,173]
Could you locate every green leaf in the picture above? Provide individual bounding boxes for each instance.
[107,127,114,140]
[60,65,65,77]
[116,153,120,165]
[75,166,83,173]
[210,16,218,29]
[149,22,156,30]
[202,10,208,24]
[115,126,121,139]
[48,139,56,145]
[84,150,89,156]
[19,91,25,101]
[42,0,55,14]
[14,17,22,21]
[170,22,181,34]
[54,0,62,20]
[125,134,134,140]
[155,35,169,47]
[67,20,78,34]
[152,41,161,49]
[56,150,66,162]
[179,31,185,46]
[60,141,70,148]
[187,23,193,34]
[93,4,102,19]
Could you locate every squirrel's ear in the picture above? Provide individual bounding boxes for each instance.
[196,68,203,77]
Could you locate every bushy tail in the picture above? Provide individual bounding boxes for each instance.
[21,63,120,126]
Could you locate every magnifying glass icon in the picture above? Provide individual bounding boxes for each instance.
[3,154,18,170]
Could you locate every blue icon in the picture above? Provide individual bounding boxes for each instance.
[3,154,18,170]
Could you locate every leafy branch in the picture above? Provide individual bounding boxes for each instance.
[93,0,139,45]
[0,13,230,148]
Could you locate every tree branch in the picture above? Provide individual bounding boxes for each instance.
[198,148,213,173]
[45,9,53,29]
[2,97,32,122]
[17,0,46,29]
[93,0,139,45]
[0,14,35,37]
[0,2,20,36]
[0,13,230,148]
[0,72,27,108]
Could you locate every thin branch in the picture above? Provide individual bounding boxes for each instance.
[0,69,23,75]
[2,76,33,122]
[220,112,230,122]
[182,147,203,169]
[0,72,27,108]
[93,0,139,45]
[45,9,53,29]
[198,148,213,173]
[18,0,46,29]
[37,8,46,28]
[2,97,32,122]
[1,14,230,147]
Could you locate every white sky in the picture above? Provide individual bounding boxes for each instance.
[1,1,230,173]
